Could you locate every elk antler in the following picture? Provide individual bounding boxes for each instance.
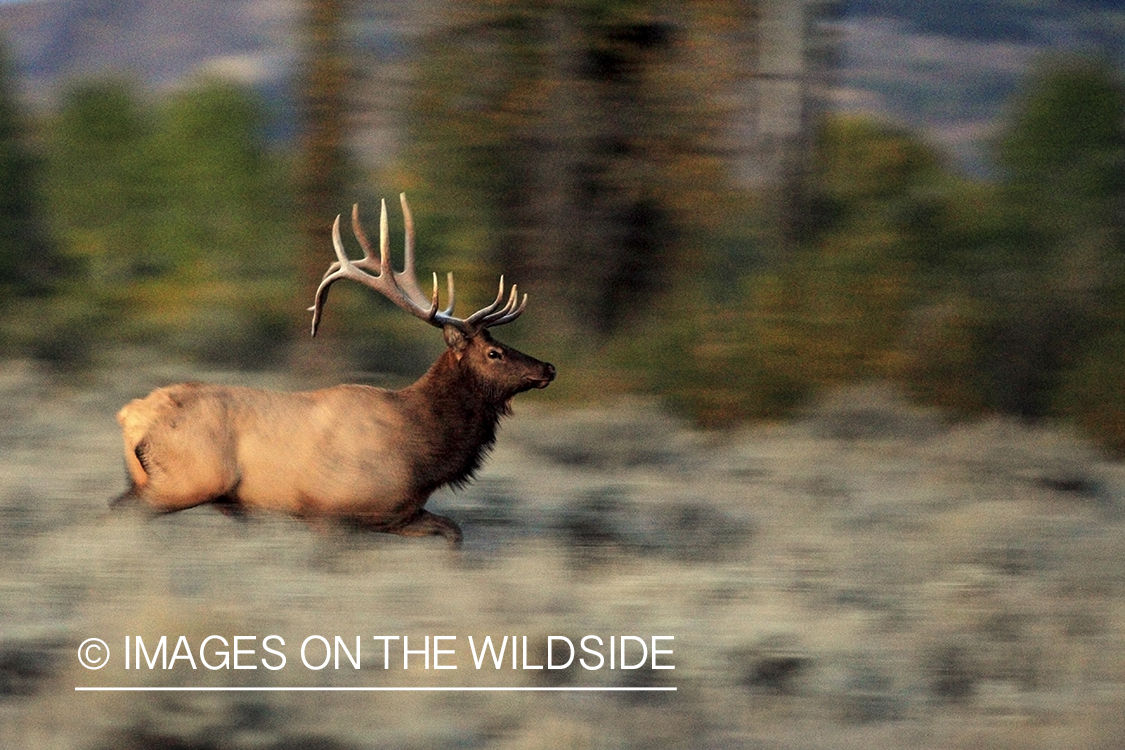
[309,194,527,337]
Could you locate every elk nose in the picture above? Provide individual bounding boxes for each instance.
[544,363,557,381]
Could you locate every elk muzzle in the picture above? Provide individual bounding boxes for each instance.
[527,362,556,390]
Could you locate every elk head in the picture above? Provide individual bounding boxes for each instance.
[308,194,556,402]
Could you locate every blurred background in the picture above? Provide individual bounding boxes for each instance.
[2,1,1125,748]
[0,0,1122,440]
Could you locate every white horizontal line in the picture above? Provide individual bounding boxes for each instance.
[75,686,676,692]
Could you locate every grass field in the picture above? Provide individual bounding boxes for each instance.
[2,359,1123,749]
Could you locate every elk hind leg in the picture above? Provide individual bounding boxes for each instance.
[388,510,463,549]
[110,442,150,510]
[211,493,248,520]
[110,482,142,509]
[117,438,235,514]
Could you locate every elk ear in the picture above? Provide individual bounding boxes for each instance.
[443,325,470,354]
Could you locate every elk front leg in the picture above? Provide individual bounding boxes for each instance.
[387,510,463,549]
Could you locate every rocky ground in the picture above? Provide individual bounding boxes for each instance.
[1,358,1124,749]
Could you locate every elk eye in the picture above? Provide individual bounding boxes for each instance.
[488,349,503,360]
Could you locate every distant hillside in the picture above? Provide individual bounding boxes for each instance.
[0,0,295,107]
[2,0,1122,175]
[836,0,1125,173]
[0,0,429,168]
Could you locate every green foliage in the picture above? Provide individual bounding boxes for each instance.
[1013,62,1125,449]
[623,115,943,426]
[859,57,1125,443]
[1056,329,1125,454]
[0,40,52,306]
[992,57,1125,295]
[632,244,917,428]
[47,80,159,286]
[33,77,297,368]
[973,57,1125,420]
[438,46,1125,447]
[2,20,1125,458]
[999,58,1125,192]
[621,56,1125,451]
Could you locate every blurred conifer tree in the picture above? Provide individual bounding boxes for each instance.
[985,56,1125,420]
[0,40,52,306]
[402,0,747,342]
[294,0,350,356]
[40,78,294,367]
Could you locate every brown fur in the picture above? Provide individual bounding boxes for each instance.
[114,328,554,547]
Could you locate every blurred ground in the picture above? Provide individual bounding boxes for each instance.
[1,357,1124,749]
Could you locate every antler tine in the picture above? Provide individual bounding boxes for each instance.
[310,209,438,335]
[401,195,454,321]
[460,275,528,331]
[463,276,509,328]
[347,198,395,277]
[425,271,456,320]
[391,194,431,307]
[308,214,351,336]
[482,285,527,326]
[308,194,528,337]
[349,202,432,310]
[401,193,416,279]
[439,271,456,318]
[350,203,377,268]
[379,199,391,275]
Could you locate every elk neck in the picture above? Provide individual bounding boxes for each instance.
[398,348,508,492]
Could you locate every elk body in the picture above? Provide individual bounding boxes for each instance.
[113,195,555,547]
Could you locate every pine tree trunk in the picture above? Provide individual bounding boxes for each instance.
[292,0,349,375]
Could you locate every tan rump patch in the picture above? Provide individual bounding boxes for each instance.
[117,387,183,487]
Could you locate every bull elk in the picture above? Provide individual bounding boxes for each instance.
[113,194,555,547]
